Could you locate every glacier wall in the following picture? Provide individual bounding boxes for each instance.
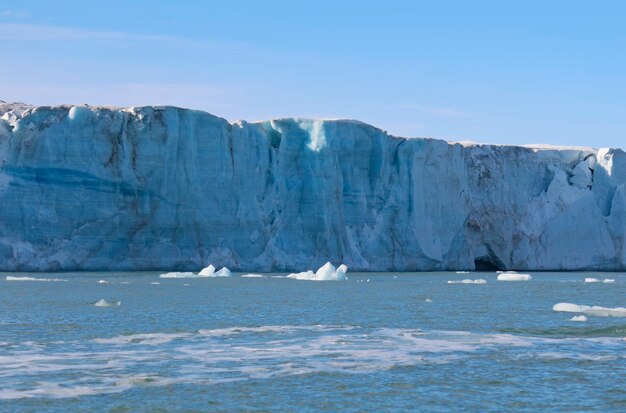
[0,102,625,271]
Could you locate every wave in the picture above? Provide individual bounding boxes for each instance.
[2,325,624,400]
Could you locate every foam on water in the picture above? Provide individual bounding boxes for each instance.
[2,324,623,400]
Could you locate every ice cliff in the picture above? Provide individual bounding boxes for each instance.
[0,101,625,271]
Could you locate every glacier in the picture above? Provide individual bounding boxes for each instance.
[0,101,625,272]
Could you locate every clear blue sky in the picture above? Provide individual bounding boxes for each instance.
[1,1,624,148]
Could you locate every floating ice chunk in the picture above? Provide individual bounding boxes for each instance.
[584,278,600,283]
[553,303,591,313]
[97,280,109,284]
[150,282,160,285]
[214,267,232,277]
[159,272,196,278]
[586,306,626,317]
[241,274,266,278]
[448,279,486,284]
[497,272,531,281]
[286,262,348,281]
[553,302,626,317]
[456,271,470,274]
[94,299,121,307]
[570,315,587,322]
[5,276,66,282]
[425,298,433,303]
[198,264,216,276]
[603,279,616,284]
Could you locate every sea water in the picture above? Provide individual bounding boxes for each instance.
[1,271,625,412]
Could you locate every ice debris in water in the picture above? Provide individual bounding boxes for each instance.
[97,280,109,284]
[5,276,66,282]
[425,298,433,303]
[497,272,531,281]
[241,274,266,278]
[570,315,587,322]
[585,277,616,283]
[447,279,486,284]
[553,303,626,317]
[455,271,470,274]
[159,265,232,278]
[150,282,160,285]
[94,299,121,307]
[287,262,348,281]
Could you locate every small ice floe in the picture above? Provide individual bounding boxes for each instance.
[455,271,470,274]
[5,276,66,282]
[93,299,121,307]
[150,282,160,285]
[241,274,266,278]
[97,280,109,284]
[570,315,587,322]
[287,262,348,281]
[447,279,486,284]
[553,302,626,317]
[584,277,616,284]
[159,272,196,279]
[497,272,531,281]
[159,264,232,279]
[425,298,433,303]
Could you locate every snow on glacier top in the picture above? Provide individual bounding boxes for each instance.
[0,100,606,152]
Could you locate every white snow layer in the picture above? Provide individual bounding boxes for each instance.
[553,303,626,317]
[1,103,626,272]
[497,273,532,281]
[287,262,348,281]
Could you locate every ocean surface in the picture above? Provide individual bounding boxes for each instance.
[1,271,625,412]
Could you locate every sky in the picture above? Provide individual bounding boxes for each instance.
[1,0,624,148]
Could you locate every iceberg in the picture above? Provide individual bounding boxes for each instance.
[553,302,626,317]
[214,267,232,277]
[198,265,215,277]
[287,262,348,281]
[1,102,626,272]
[497,273,532,281]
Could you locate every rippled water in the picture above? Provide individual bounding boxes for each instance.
[1,271,625,412]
